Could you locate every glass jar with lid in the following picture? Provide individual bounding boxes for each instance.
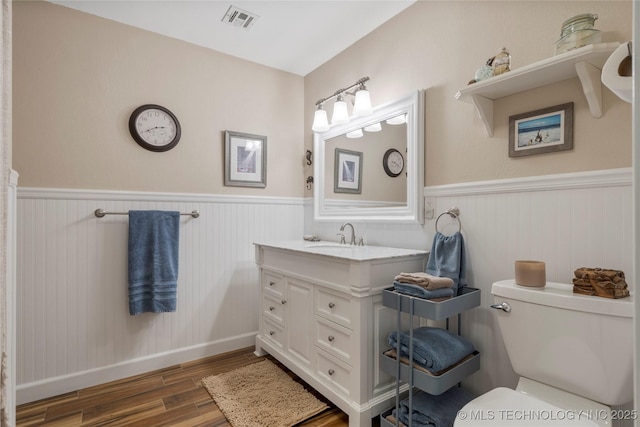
[554,13,601,55]
[492,47,511,75]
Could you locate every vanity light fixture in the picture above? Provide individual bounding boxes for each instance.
[311,76,373,132]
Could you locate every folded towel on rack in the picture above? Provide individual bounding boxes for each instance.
[394,272,454,290]
[391,388,474,427]
[426,231,467,293]
[388,326,475,373]
[128,210,180,315]
[393,282,455,300]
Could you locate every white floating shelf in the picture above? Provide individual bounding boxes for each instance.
[455,42,620,137]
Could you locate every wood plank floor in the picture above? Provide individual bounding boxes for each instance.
[16,347,354,427]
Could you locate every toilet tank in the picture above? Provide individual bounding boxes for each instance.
[491,280,633,406]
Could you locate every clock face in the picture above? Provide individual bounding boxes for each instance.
[129,105,181,152]
[383,149,404,177]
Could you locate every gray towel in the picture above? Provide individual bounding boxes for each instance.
[392,388,474,427]
[388,326,475,372]
[426,231,467,293]
[393,282,455,300]
[128,210,180,315]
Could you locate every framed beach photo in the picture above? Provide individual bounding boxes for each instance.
[224,130,267,187]
[334,148,362,194]
[508,102,573,158]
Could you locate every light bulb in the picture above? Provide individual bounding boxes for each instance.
[364,122,382,132]
[312,106,329,132]
[346,129,363,138]
[352,87,373,116]
[331,95,349,125]
[386,114,406,125]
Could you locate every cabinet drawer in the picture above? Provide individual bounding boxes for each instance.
[316,348,352,398]
[263,271,284,297]
[314,316,353,365]
[263,293,285,326]
[316,288,353,329]
[263,318,285,351]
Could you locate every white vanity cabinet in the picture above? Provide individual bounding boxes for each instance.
[254,241,428,427]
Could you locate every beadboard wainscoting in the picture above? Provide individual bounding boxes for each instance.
[16,188,304,404]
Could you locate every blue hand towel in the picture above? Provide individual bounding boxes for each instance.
[393,282,455,300]
[388,326,475,372]
[426,231,467,292]
[128,210,180,315]
[392,388,474,427]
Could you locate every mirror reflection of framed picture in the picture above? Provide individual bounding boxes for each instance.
[224,130,267,188]
[334,148,362,194]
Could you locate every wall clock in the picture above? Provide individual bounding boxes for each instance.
[383,148,404,177]
[128,104,181,152]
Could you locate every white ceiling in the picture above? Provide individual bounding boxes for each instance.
[51,0,416,76]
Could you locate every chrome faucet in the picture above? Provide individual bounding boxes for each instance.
[339,222,356,246]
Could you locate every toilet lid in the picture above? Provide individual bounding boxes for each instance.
[454,388,602,426]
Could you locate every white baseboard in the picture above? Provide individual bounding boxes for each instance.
[17,332,256,405]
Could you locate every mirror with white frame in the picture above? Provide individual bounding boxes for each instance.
[313,90,424,223]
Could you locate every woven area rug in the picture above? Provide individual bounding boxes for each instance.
[202,359,329,427]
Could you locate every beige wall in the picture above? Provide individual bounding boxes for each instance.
[13,1,304,197]
[305,1,632,190]
[14,2,633,194]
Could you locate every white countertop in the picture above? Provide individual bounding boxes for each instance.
[254,240,428,262]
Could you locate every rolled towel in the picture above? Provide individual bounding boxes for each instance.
[392,388,474,427]
[394,272,454,290]
[393,282,454,300]
[388,326,475,372]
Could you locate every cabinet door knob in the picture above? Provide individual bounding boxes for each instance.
[269,331,275,336]
[328,369,335,376]
[269,306,275,311]
[328,335,335,342]
[269,281,275,286]
[328,302,335,309]
[281,299,287,305]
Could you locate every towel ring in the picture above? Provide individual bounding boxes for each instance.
[435,207,461,234]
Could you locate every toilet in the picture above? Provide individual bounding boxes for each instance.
[455,280,633,426]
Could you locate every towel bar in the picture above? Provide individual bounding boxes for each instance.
[435,207,461,234]
[94,208,200,218]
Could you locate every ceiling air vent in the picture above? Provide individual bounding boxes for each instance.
[222,5,259,30]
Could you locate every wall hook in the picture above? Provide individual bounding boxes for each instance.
[305,150,313,166]
[306,176,314,190]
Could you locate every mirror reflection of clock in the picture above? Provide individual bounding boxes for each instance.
[383,148,404,177]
